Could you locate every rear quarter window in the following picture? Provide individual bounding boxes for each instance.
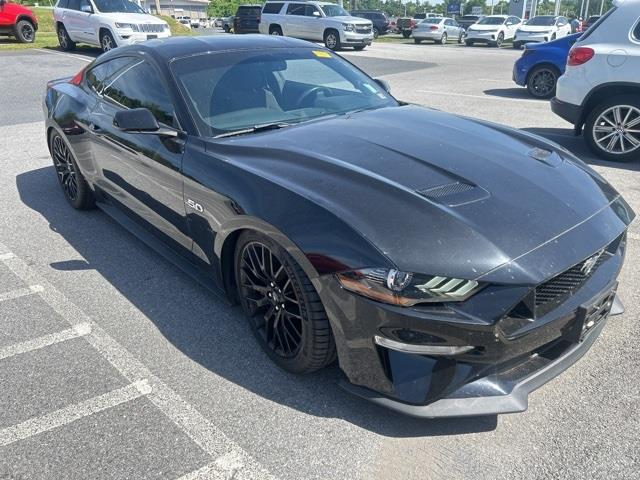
[237,7,261,16]
[262,3,283,14]
[633,18,640,40]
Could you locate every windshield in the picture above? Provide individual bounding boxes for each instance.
[321,4,349,17]
[172,49,398,137]
[478,17,505,25]
[526,16,556,26]
[94,0,145,13]
[420,18,442,24]
[460,16,479,21]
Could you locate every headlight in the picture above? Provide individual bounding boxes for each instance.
[336,268,483,306]
[343,23,356,31]
[115,22,138,31]
[163,23,170,31]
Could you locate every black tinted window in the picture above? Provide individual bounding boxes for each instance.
[57,0,69,8]
[237,6,260,16]
[262,2,283,14]
[286,3,305,15]
[103,61,176,127]
[67,0,80,10]
[634,19,640,40]
[86,56,136,93]
[305,5,319,16]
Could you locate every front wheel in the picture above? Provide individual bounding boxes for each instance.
[235,232,337,373]
[324,30,340,50]
[585,96,640,163]
[373,27,379,39]
[513,41,522,49]
[458,31,465,44]
[494,32,504,47]
[402,30,411,38]
[100,30,116,52]
[15,20,35,43]
[353,45,366,51]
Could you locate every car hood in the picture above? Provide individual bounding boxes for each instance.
[211,105,629,282]
[469,24,504,31]
[520,25,556,32]
[98,12,167,24]
[332,15,371,25]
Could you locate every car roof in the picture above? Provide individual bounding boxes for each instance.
[485,15,508,18]
[106,35,320,63]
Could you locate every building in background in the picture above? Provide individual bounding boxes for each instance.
[141,0,209,19]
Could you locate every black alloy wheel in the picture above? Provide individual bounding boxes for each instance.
[235,232,336,373]
[526,66,558,99]
[50,133,94,209]
[15,20,35,43]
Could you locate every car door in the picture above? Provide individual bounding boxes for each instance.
[62,0,81,39]
[88,57,193,253]
[284,2,305,36]
[75,0,95,43]
[304,4,323,40]
[506,16,519,39]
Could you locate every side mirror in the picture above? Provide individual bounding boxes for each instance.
[113,108,178,137]
[80,4,93,13]
[374,78,391,93]
[312,10,321,17]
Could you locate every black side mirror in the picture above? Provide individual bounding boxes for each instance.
[114,108,178,137]
[374,78,391,93]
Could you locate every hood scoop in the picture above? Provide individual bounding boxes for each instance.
[417,182,490,207]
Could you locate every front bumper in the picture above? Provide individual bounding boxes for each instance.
[514,32,552,44]
[115,30,171,46]
[316,205,632,417]
[340,30,374,46]
[466,30,500,42]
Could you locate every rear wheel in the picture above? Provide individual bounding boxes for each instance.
[458,31,465,44]
[373,27,379,39]
[49,132,95,210]
[269,25,282,35]
[402,29,411,38]
[324,29,340,50]
[414,38,422,44]
[235,232,336,373]
[513,41,522,49]
[353,45,366,51]
[100,29,116,52]
[15,20,35,43]
[438,32,447,44]
[526,65,559,99]
[585,96,640,163]
[465,39,474,46]
[57,24,75,51]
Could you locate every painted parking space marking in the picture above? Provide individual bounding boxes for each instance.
[0,380,151,447]
[0,322,91,361]
[33,48,93,63]
[0,242,276,480]
[0,284,43,303]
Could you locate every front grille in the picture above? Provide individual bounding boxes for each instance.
[534,252,609,309]
[356,26,372,34]
[138,23,165,33]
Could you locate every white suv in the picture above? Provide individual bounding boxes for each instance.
[551,0,640,162]
[513,15,572,49]
[259,1,373,50]
[54,0,170,53]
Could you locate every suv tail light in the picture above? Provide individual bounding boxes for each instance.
[567,47,595,66]
[69,67,86,86]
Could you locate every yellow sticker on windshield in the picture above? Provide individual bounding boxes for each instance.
[313,50,332,58]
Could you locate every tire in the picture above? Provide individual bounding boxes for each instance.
[458,31,465,44]
[438,32,447,44]
[402,30,411,38]
[414,38,422,44]
[550,33,556,41]
[324,29,340,51]
[494,32,504,47]
[235,231,337,374]
[353,45,366,51]
[269,25,282,36]
[57,23,76,51]
[49,132,95,210]
[15,19,35,43]
[373,27,379,39]
[526,65,559,99]
[513,41,522,49]
[223,25,231,33]
[100,29,116,53]
[465,39,474,46]
[584,95,640,163]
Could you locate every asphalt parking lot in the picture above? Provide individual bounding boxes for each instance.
[0,40,639,480]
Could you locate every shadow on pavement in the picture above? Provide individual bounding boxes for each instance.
[524,127,640,172]
[483,87,544,100]
[16,166,498,438]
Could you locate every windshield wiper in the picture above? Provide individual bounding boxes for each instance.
[214,122,291,139]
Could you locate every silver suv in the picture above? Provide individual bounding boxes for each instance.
[258,1,373,50]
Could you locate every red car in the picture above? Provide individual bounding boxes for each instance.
[0,0,37,43]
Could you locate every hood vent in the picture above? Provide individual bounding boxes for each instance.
[417,182,490,207]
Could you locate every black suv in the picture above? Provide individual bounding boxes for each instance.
[457,14,484,31]
[233,5,261,34]
[350,10,389,38]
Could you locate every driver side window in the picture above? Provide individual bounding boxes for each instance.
[102,60,177,128]
[305,5,320,17]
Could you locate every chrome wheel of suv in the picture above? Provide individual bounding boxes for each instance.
[593,105,640,155]
[101,31,116,52]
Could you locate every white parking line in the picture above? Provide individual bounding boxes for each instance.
[0,285,44,303]
[0,380,151,447]
[0,242,276,480]
[0,252,15,260]
[0,322,91,361]
[417,89,543,104]
[33,48,93,63]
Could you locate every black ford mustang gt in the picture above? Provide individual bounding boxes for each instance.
[44,35,634,417]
